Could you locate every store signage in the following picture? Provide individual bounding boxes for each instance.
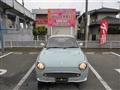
[35,18,48,25]
[48,9,76,27]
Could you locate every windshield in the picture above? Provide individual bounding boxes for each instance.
[46,37,79,48]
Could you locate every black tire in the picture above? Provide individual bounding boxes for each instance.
[38,81,43,88]
[38,81,50,90]
[76,81,87,89]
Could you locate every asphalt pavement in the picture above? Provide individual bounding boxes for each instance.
[0,50,120,90]
[0,52,38,90]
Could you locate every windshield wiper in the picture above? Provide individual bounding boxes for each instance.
[47,47,78,49]
[65,47,79,48]
[46,47,61,49]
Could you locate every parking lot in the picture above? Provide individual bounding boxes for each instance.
[0,49,120,90]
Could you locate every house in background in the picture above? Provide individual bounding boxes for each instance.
[32,9,48,40]
[32,9,48,28]
[78,7,120,41]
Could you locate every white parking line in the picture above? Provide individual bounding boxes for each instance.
[115,69,120,74]
[85,52,95,55]
[29,52,38,55]
[0,52,13,59]
[88,63,112,90]
[111,52,120,74]
[0,52,13,76]
[0,69,7,75]
[110,52,120,57]
[13,61,36,90]
[102,52,111,55]
[13,52,23,55]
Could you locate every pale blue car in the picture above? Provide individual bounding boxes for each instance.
[35,35,89,84]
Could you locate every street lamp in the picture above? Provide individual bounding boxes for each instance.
[85,0,88,47]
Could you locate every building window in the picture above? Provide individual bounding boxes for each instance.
[108,27,120,34]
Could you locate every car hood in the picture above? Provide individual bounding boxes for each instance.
[37,48,87,67]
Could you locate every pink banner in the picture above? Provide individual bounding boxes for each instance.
[99,19,108,45]
[48,9,76,27]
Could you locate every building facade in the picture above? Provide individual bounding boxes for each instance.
[0,0,35,41]
[79,7,120,41]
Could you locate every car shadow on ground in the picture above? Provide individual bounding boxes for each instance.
[37,82,87,90]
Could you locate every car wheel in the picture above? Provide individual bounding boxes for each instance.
[38,81,50,90]
[75,81,87,89]
[38,81,43,88]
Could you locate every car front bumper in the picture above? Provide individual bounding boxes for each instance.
[35,67,88,83]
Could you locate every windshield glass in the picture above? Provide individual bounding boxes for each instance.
[46,37,79,48]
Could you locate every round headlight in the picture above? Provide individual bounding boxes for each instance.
[37,63,45,70]
[79,63,87,70]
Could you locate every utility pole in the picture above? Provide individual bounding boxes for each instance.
[118,0,120,18]
[22,0,24,6]
[85,0,88,47]
[102,0,103,8]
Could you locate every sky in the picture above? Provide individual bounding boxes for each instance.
[17,0,120,14]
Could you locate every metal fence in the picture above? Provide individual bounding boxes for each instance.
[77,41,120,48]
[4,41,45,48]
[3,41,120,48]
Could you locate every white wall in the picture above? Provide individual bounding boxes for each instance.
[48,26,77,36]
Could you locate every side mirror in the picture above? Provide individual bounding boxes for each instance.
[40,43,45,47]
[79,43,83,46]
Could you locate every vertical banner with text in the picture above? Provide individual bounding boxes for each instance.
[99,19,108,45]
